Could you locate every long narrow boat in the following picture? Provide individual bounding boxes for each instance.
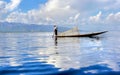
[57,31,108,37]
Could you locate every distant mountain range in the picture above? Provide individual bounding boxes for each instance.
[0,22,69,32]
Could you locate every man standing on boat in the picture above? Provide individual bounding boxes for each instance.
[54,25,58,37]
[53,25,58,45]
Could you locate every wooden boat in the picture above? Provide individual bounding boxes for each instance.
[57,31,108,37]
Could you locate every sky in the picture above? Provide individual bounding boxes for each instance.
[0,0,120,25]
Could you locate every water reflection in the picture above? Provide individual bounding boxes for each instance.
[49,37,80,71]
[54,37,58,46]
[39,36,105,71]
[0,32,120,75]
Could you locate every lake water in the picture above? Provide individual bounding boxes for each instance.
[0,25,120,75]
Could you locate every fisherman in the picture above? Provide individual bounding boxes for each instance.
[53,25,58,45]
[54,25,58,37]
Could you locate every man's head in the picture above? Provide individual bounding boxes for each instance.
[54,25,57,27]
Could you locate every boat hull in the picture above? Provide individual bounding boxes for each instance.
[57,31,108,37]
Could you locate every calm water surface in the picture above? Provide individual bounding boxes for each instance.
[0,26,120,75]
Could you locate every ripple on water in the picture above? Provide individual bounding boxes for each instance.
[0,32,120,75]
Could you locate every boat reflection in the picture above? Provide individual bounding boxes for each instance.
[39,37,104,71]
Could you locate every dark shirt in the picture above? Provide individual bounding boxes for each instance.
[54,27,57,36]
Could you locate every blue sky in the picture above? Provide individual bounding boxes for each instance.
[0,0,120,25]
[5,0,48,12]
[19,0,47,12]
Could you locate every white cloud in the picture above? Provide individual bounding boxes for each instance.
[87,12,120,25]
[1,0,120,25]
[0,1,6,9]
[6,11,27,23]
[6,0,80,25]
[106,12,120,25]
[89,12,102,23]
[0,0,21,22]
[5,0,21,11]
[0,1,7,21]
